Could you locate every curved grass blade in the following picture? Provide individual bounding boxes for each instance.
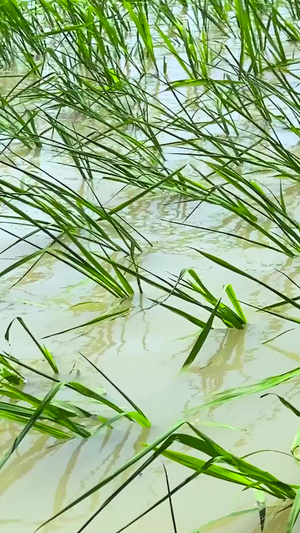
[195,250,300,311]
[0,384,92,437]
[5,317,58,373]
[181,299,221,370]
[0,408,71,440]
[80,352,149,426]
[262,329,295,345]
[2,353,146,427]
[0,382,63,470]
[224,284,247,323]
[43,308,130,339]
[150,299,207,328]
[261,393,300,418]
[187,365,300,412]
[287,489,300,533]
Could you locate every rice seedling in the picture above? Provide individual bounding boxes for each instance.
[6,316,59,373]
[0,319,150,441]
[37,70,300,259]
[3,0,300,531]
[0,159,141,296]
[37,419,298,532]
[193,249,300,325]
[0,152,248,344]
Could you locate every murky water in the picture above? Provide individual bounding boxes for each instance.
[1,8,300,533]
[1,148,299,532]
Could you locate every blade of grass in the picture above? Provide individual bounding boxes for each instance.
[187,365,300,412]
[5,317,58,373]
[0,382,63,470]
[43,309,130,339]
[79,352,149,425]
[36,420,185,530]
[181,299,221,370]
[163,464,178,533]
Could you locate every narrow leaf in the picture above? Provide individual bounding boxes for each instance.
[182,299,221,370]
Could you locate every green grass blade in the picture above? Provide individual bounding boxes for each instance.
[163,464,178,533]
[224,284,247,323]
[261,394,300,418]
[193,366,300,410]
[43,309,130,338]
[181,299,221,370]
[0,382,63,470]
[36,420,185,530]
[287,489,300,533]
[196,250,300,311]
[5,317,58,373]
[80,352,150,425]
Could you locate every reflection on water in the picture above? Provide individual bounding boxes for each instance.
[196,328,248,394]
[0,434,49,497]
[52,441,85,516]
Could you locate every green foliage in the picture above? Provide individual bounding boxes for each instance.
[1,0,300,531]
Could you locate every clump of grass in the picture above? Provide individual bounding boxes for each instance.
[0,318,150,451]
[2,0,300,531]
[37,420,298,532]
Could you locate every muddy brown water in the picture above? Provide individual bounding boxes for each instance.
[1,30,300,533]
